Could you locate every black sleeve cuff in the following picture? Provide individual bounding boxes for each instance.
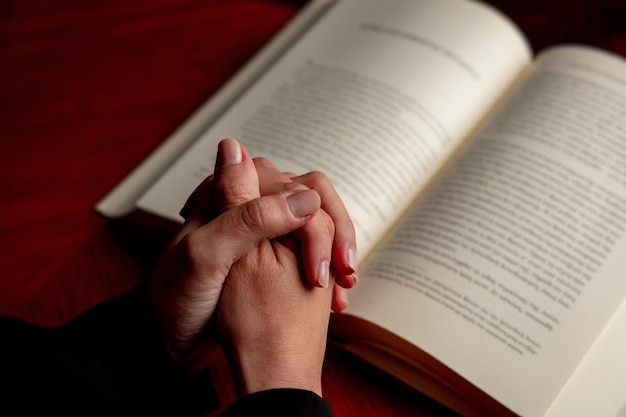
[218,389,333,417]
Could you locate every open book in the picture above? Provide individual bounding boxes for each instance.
[96,0,626,416]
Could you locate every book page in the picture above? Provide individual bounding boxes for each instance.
[545,299,626,417]
[136,0,530,257]
[345,46,626,416]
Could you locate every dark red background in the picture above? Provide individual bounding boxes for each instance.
[1,1,624,415]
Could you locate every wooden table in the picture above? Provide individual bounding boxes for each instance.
[1,0,624,415]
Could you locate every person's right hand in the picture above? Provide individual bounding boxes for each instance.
[252,158,357,312]
[214,144,336,397]
[219,232,335,397]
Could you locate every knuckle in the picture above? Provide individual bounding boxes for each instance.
[240,200,270,233]
[178,231,206,265]
[252,157,272,169]
[307,171,329,184]
[297,171,331,194]
[320,210,336,236]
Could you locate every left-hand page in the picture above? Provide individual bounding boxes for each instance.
[135,0,530,257]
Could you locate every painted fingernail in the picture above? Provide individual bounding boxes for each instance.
[351,273,358,285]
[220,138,242,166]
[286,190,319,218]
[341,290,349,309]
[318,261,330,288]
[337,288,349,311]
[348,247,357,273]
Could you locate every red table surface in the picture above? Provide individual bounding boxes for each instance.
[1,1,624,416]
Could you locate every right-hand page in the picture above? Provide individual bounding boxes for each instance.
[347,46,626,417]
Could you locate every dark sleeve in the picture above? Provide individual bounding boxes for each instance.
[218,389,333,417]
[0,284,217,417]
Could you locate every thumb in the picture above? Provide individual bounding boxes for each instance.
[186,189,321,277]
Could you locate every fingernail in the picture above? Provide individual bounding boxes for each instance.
[341,290,349,309]
[351,273,358,285]
[348,247,357,273]
[318,261,330,288]
[220,138,242,166]
[337,288,349,311]
[286,190,319,218]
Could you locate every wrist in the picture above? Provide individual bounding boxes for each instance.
[227,344,323,397]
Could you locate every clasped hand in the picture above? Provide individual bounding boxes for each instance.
[150,139,357,396]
